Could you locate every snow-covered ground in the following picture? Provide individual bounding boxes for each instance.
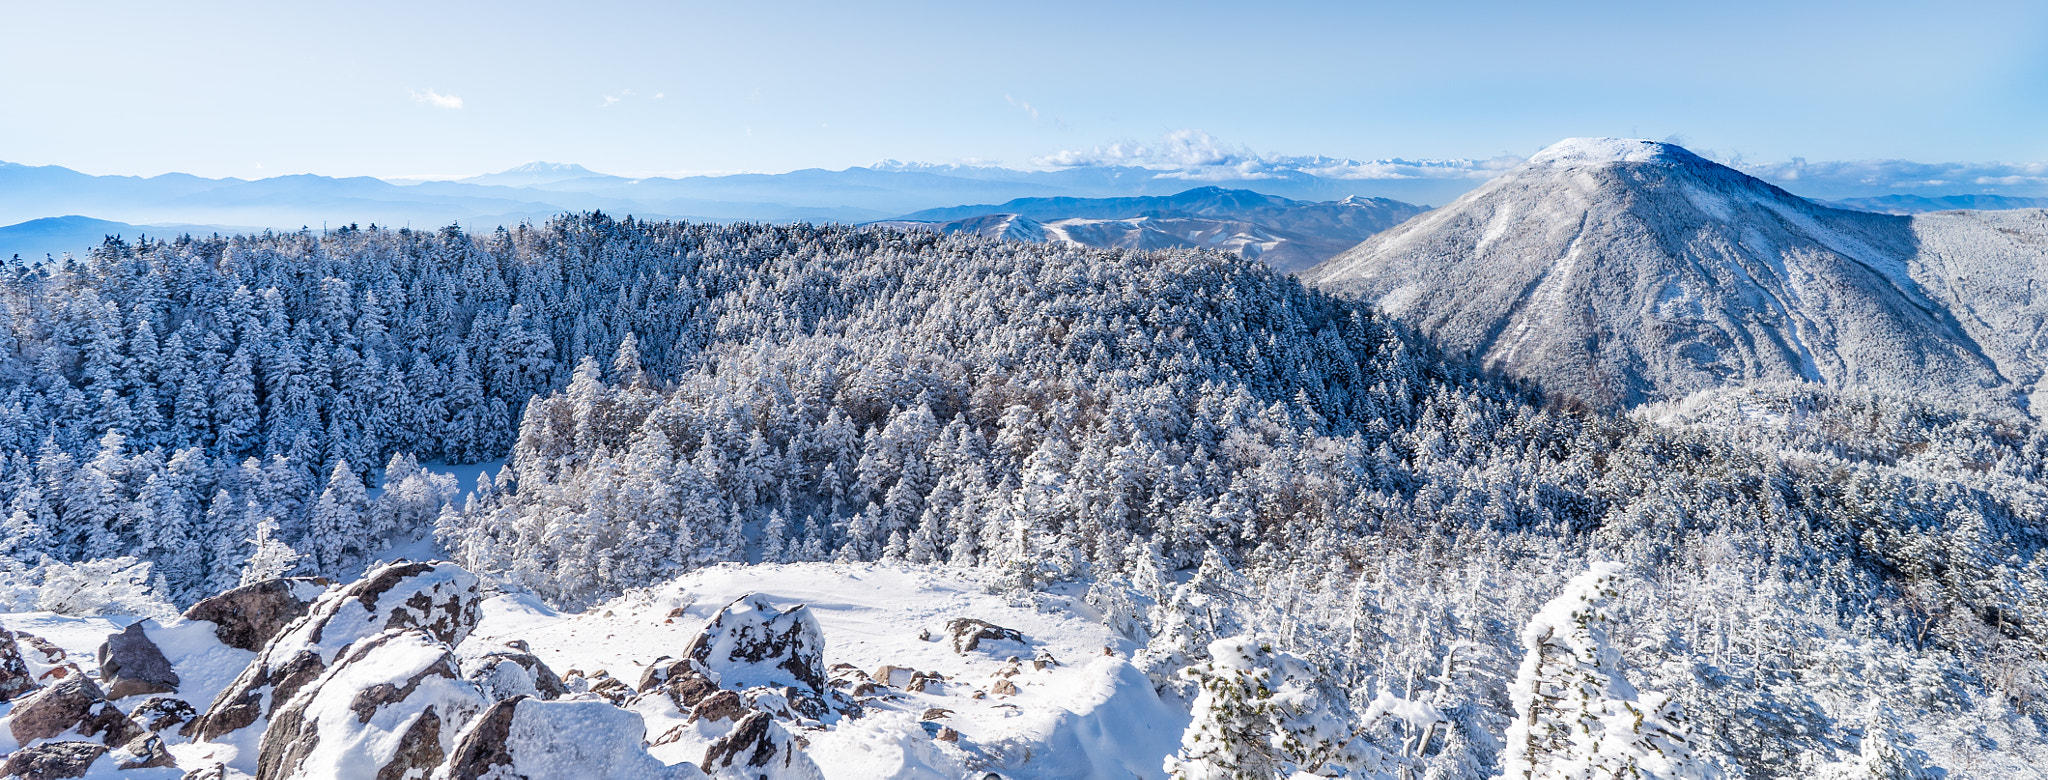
[470,563,1186,779]
[0,562,1186,779]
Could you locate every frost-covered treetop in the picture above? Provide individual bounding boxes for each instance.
[1526,137,1702,167]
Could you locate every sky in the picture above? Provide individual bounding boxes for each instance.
[3,0,2046,180]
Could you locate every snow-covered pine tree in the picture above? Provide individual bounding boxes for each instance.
[240,509,302,585]
[1166,635,1396,780]
[1499,563,1712,780]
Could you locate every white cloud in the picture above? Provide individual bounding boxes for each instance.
[1737,158,2048,197]
[409,88,464,110]
[1033,129,1521,181]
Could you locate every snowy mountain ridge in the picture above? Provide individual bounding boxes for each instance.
[1307,137,2048,412]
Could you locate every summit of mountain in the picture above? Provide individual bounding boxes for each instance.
[1306,137,2048,413]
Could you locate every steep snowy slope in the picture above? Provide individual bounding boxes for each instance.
[1305,138,2020,411]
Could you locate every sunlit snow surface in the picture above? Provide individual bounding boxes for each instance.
[469,563,1186,779]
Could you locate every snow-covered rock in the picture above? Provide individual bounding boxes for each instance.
[0,624,39,702]
[681,594,829,698]
[945,618,1025,655]
[2,675,174,769]
[444,696,706,780]
[700,711,823,780]
[253,628,488,780]
[189,561,480,742]
[468,564,1183,780]
[1,740,109,778]
[462,648,568,702]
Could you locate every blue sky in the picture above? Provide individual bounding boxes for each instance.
[3,0,2044,180]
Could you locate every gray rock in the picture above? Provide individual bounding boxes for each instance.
[946,618,1025,654]
[181,577,327,652]
[9,677,125,745]
[131,696,198,732]
[0,741,107,779]
[98,621,181,699]
[0,624,39,702]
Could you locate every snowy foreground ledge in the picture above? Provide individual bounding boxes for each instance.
[0,561,1185,779]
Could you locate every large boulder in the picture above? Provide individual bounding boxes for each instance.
[445,696,706,780]
[188,560,482,742]
[254,628,489,780]
[0,741,106,779]
[0,624,38,702]
[4,676,173,770]
[131,696,197,732]
[677,594,829,718]
[182,577,330,652]
[946,618,1025,655]
[97,621,181,699]
[700,711,823,780]
[463,650,569,702]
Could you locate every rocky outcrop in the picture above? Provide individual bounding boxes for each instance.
[682,594,828,698]
[701,711,820,779]
[189,561,481,742]
[98,621,180,699]
[0,741,106,779]
[131,696,197,732]
[946,618,1025,654]
[253,628,488,780]
[0,625,38,703]
[639,657,721,710]
[14,632,81,684]
[4,676,173,770]
[464,650,568,702]
[445,696,705,780]
[182,577,329,652]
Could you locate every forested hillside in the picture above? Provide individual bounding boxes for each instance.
[0,215,2042,776]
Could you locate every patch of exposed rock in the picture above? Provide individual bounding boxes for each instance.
[946,618,1025,654]
[98,621,180,699]
[182,577,329,652]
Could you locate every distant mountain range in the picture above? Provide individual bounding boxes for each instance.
[1821,193,2048,214]
[0,215,255,261]
[1307,138,2048,413]
[7,151,2048,264]
[876,187,1427,273]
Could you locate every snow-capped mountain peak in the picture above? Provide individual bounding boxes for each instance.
[1525,137,1700,166]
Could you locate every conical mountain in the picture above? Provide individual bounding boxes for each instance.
[1305,138,2022,411]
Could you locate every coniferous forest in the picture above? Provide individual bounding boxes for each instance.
[0,214,2042,777]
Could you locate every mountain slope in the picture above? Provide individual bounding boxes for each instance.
[1305,138,2027,411]
[886,187,1426,272]
[0,215,254,260]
